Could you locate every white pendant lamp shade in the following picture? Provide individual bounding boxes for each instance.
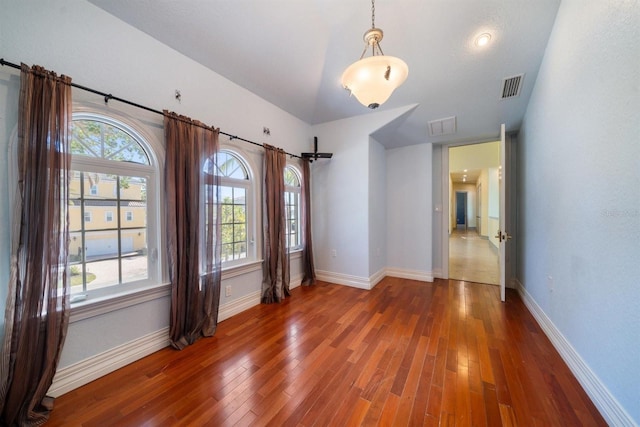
[341,55,408,109]
[342,1,408,109]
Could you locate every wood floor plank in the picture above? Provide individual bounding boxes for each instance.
[409,353,435,426]
[378,392,400,426]
[393,335,429,425]
[45,279,607,426]
[483,381,502,427]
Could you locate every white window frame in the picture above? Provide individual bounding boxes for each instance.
[105,211,114,222]
[284,165,303,252]
[89,184,98,196]
[125,211,133,222]
[69,112,161,302]
[213,149,256,268]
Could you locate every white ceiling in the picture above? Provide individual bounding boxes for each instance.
[87,0,560,149]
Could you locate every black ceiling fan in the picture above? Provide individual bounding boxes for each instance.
[301,137,333,162]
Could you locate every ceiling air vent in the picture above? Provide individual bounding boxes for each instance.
[500,74,524,99]
[428,116,457,136]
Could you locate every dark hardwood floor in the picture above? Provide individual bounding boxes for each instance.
[46,278,606,426]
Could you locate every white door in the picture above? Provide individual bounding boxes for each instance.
[497,124,511,302]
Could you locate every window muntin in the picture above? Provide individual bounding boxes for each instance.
[284,166,302,250]
[71,119,150,164]
[212,151,249,179]
[205,150,254,266]
[69,116,157,298]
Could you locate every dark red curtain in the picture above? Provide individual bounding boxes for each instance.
[0,64,72,426]
[164,111,221,349]
[300,160,316,285]
[261,145,289,303]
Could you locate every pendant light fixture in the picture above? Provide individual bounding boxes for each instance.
[341,0,409,109]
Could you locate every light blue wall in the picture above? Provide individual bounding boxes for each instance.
[368,137,387,277]
[386,143,433,276]
[310,105,418,281]
[518,0,640,423]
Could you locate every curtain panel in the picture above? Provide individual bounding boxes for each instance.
[0,64,72,426]
[164,111,221,350]
[300,160,316,285]
[261,145,289,303]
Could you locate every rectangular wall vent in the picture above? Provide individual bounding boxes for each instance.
[428,116,457,136]
[500,74,524,99]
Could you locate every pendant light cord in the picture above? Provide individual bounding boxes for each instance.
[371,0,375,29]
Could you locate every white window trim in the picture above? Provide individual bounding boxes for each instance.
[69,112,162,303]
[215,149,257,268]
[105,211,114,222]
[284,164,303,251]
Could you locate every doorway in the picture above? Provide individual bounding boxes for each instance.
[455,191,467,229]
[447,142,500,285]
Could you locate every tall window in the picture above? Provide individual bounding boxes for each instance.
[206,150,253,265]
[284,165,302,250]
[69,114,158,298]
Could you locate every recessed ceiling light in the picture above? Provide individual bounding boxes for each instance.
[475,33,492,47]
[463,169,468,172]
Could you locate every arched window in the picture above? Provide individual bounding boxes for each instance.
[284,165,302,250]
[69,114,159,299]
[209,150,254,265]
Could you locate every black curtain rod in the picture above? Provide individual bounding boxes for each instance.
[0,58,303,159]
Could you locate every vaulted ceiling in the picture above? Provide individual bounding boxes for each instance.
[88,0,560,149]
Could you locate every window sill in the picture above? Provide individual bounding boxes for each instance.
[69,283,171,323]
[221,259,264,279]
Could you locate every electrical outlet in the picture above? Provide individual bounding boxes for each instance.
[331,249,337,258]
[225,285,232,297]
[547,276,554,292]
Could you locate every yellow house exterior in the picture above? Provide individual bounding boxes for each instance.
[68,173,147,259]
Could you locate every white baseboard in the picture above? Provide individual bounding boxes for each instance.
[516,280,636,427]
[316,268,434,290]
[49,327,170,398]
[218,290,262,322]
[290,273,303,290]
[218,274,302,323]
[316,270,374,290]
[369,268,386,289]
[385,268,434,282]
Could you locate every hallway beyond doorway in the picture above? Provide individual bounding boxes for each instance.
[449,228,499,285]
